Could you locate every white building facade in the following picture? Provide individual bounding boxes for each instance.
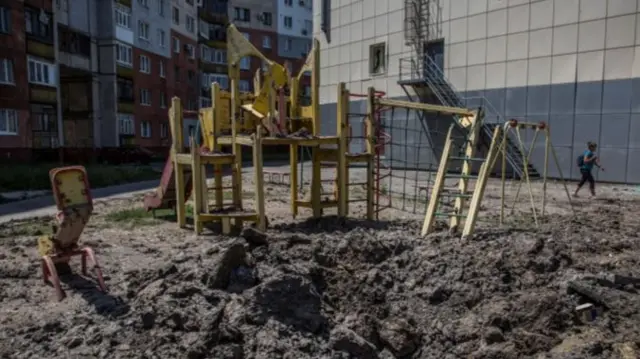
[314,0,640,183]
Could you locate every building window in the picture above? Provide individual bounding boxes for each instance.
[116,42,133,66]
[172,6,179,25]
[117,78,134,101]
[304,41,311,54]
[59,27,91,56]
[114,4,131,29]
[284,38,292,51]
[174,65,180,82]
[138,0,149,8]
[284,16,292,29]
[140,121,151,138]
[172,36,180,53]
[262,36,271,49]
[158,29,166,47]
[202,73,228,90]
[239,80,250,93]
[186,15,195,33]
[160,123,168,138]
[240,57,250,70]
[28,57,56,87]
[185,44,195,59]
[32,113,55,133]
[25,8,53,42]
[160,92,167,108]
[138,21,149,40]
[157,0,165,16]
[0,109,18,135]
[369,43,386,75]
[159,61,165,77]
[118,113,134,135]
[187,99,197,111]
[304,20,312,35]
[200,96,212,108]
[0,7,10,34]
[242,32,250,40]
[140,88,151,105]
[260,12,272,26]
[0,59,14,85]
[139,55,150,73]
[284,0,293,6]
[233,7,250,22]
[201,46,226,64]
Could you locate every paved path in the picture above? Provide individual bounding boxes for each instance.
[0,160,324,224]
[0,180,160,224]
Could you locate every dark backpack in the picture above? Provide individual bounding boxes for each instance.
[576,154,584,167]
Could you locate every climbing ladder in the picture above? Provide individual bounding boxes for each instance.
[421,114,502,239]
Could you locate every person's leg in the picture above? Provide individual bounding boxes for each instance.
[587,171,596,196]
[575,170,587,195]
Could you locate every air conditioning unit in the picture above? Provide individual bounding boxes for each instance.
[299,0,305,5]
[256,14,264,22]
[301,29,308,35]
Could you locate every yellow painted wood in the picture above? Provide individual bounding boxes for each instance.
[421,125,455,236]
[337,83,348,217]
[365,87,375,220]
[253,128,266,231]
[170,98,187,228]
[290,143,299,217]
[376,98,475,117]
[190,137,204,234]
[450,109,483,232]
[462,125,502,239]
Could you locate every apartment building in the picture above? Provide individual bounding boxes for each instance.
[0,1,30,157]
[277,0,313,65]
[228,0,311,94]
[0,0,315,159]
[314,0,640,184]
[198,0,229,111]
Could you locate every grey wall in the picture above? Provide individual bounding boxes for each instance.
[132,0,171,57]
[313,0,640,184]
[277,34,312,59]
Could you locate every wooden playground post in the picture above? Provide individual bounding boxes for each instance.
[169,97,187,228]
[365,87,375,220]
[337,82,348,217]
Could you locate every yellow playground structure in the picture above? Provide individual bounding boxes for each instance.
[145,24,382,234]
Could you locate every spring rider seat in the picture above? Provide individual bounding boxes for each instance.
[37,166,107,301]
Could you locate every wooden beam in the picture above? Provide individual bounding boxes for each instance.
[376,98,475,116]
[421,125,455,236]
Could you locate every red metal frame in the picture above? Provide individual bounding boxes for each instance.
[42,165,108,301]
[347,91,392,218]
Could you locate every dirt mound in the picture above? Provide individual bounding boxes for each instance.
[0,210,639,358]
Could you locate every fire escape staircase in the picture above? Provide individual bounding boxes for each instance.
[398,0,539,179]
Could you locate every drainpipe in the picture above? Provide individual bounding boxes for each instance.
[52,1,65,156]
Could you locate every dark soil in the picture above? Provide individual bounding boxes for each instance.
[0,198,639,359]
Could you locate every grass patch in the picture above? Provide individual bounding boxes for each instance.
[0,163,160,192]
[104,206,193,226]
[0,219,53,238]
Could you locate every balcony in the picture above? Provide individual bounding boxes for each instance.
[199,2,228,25]
[58,26,91,72]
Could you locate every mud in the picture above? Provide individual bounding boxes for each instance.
[0,175,639,359]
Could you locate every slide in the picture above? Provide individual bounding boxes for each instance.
[143,156,193,212]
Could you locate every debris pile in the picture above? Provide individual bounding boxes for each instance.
[0,206,639,358]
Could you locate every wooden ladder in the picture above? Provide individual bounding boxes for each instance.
[421,110,501,239]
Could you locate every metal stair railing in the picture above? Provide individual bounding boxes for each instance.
[417,55,531,178]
